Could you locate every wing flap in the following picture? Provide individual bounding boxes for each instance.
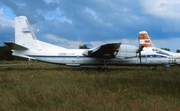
[83,42,121,58]
[4,42,28,50]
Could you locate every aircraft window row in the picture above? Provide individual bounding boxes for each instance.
[59,53,66,56]
[148,55,163,58]
[156,51,169,56]
[152,48,169,56]
[59,53,76,56]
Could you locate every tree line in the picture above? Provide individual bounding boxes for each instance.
[0,45,26,61]
[0,45,13,60]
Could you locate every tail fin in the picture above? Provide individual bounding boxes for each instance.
[138,31,153,48]
[15,16,41,49]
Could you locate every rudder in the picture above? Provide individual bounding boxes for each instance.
[138,31,153,48]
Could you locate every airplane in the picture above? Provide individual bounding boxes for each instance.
[4,16,176,71]
[139,31,180,66]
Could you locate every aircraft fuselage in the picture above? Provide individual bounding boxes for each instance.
[12,44,173,67]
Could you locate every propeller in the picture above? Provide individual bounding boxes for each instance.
[136,46,144,63]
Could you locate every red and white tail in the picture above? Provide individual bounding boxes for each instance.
[138,31,153,48]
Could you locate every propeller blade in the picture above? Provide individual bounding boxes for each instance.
[136,46,144,64]
[139,50,142,63]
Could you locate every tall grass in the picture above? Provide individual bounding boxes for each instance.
[0,61,180,111]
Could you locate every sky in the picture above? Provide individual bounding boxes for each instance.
[0,0,180,52]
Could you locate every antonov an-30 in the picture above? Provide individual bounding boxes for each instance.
[4,16,177,71]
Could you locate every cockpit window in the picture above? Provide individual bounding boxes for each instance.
[156,50,170,56]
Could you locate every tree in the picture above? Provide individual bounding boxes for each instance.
[177,49,180,53]
[0,45,26,60]
[79,44,89,49]
[161,48,170,51]
[0,45,13,60]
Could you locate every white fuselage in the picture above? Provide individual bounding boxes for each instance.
[12,44,174,67]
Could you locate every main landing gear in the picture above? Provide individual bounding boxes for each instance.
[103,59,109,72]
[96,59,110,72]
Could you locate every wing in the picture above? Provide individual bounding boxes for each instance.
[83,42,121,58]
[4,42,28,50]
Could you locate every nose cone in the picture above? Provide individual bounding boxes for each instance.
[175,57,180,65]
[168,55,176,64]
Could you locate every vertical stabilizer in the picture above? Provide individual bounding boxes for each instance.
[138,31,153,48]
[15,16,41,49]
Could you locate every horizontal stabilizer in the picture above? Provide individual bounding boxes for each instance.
[4,42,28,50]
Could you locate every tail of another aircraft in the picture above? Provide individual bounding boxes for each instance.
[138,31,153,48]
[14,16,41,50]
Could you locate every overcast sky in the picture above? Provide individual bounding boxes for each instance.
[0,0,180,52]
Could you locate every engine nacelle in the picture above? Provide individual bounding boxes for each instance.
[116,45,138,59]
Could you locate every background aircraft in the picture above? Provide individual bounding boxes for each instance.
[139,31,180,66]
[4,16,176,71]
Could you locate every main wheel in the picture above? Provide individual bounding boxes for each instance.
[103,68,109,72]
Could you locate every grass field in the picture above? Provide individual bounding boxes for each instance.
[0,61,180,111]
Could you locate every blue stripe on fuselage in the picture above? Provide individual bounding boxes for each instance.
[137,54,167,58]
[28,54,168,59]
[27,55,87,58]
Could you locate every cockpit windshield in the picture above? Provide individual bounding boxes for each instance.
[153,48,170,56]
